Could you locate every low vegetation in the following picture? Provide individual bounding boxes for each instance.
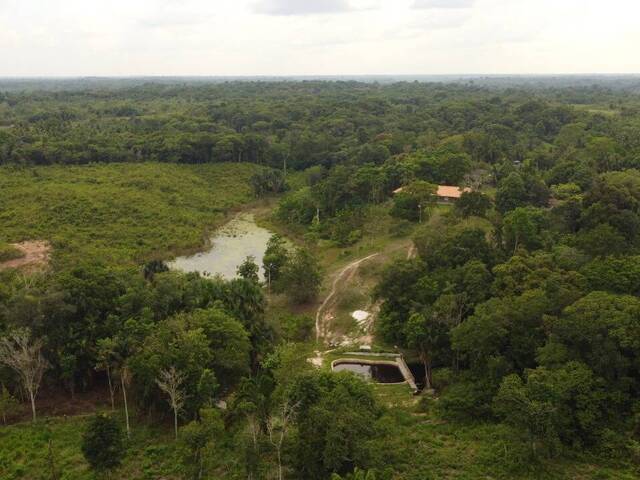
[0,163,259,266]
[0,243,23,263]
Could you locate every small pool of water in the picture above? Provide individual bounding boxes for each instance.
[168,213,275,280]
[333,361,405,384]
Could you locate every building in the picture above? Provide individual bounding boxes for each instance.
[393,185,471,203]
[436,185,471,203]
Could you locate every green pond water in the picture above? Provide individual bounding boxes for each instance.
[168,213,274,280]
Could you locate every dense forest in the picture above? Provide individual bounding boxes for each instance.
[2,78,640,479]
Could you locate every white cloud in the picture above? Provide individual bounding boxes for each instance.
[254,0,353,15]
[412,0,475,9]
[0,0,638,76]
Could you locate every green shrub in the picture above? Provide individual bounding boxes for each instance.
[432,368,454,391]
[81,414,125,473]
[279,314,314,341]
[388,220,413,238]
[319,209,365,246]
[437,380,495,421]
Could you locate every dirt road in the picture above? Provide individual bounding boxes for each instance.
[315,253,380,342]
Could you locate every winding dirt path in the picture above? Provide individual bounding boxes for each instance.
[309,242,415,367]
[315,253,380,342]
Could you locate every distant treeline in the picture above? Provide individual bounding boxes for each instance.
[1,80,639,168]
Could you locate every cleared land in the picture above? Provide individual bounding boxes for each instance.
[0,163,260,266]
[0,240,51,272]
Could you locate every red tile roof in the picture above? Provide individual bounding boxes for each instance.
[436,185,470,199]
[392,185,471,198]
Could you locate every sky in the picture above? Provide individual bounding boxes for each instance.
[1,0,639,76]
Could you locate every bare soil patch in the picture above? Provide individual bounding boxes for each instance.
[315,253,379,342]
[314,242,414,348]
[0,240,51,272]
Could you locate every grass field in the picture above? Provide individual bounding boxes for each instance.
[0,414,184,480]
[0,162,260,267]
[0,242,24,262]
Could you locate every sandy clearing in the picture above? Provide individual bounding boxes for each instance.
[0,240,51,272]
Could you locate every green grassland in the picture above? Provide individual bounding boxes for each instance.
[0,415,184,480]
[0,162,260,266]
[0,242,24,262]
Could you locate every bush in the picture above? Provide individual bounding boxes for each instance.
[321,209,365,246]
[388,220,413,238]
[279,314,314,342]
[437,380,495,421]
[250,167,288,196]
[81,414,125,472]
[597,428,631,460]
[431,368,454,391]
[454,191,492,218]
[280,248,321,304]
[390,193,420,222]
[0,385,18,424]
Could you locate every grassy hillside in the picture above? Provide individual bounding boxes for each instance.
[0,415,183,480]
[374,386,638,480]
[0,163,259,266]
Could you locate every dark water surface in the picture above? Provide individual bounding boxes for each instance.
[333,361,405,383]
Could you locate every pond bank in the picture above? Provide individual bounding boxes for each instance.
[331,355,418,392]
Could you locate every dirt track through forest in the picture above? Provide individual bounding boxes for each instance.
[315,253,380,342]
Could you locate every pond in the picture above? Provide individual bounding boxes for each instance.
[168,213,274,281]
[332,361,405,384]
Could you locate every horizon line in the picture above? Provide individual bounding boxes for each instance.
[1,73,640,80]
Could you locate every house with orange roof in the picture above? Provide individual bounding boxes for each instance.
[436,185,471,203]
[392,185,471,203]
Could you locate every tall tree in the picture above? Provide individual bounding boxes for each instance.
[267,398,300,480]
[81,414,125,474]
[180,407,224,480]
[156,366,187,439]
[404,312,449,390]
[237,256,260,284]
[263,234,289,291]
[95,337,118,412]
[0,329,48,422]
[280,248,321,304]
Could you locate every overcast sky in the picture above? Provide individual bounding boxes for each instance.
[1,0,639,76]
